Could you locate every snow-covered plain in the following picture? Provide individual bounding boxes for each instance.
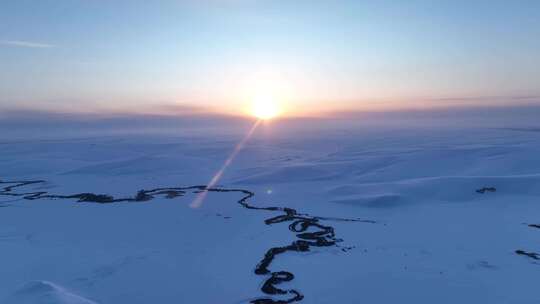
[1,108,540,303]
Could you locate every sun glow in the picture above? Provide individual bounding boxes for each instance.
[250,96,282,120]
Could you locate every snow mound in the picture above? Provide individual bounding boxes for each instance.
[328,174,540,207]
[233,164,337,184]
[332,193,402,208]
[3,281,98,304]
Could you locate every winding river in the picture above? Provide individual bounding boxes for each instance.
[0,179,372,303]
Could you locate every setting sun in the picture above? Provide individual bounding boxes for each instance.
[250,96,282,120]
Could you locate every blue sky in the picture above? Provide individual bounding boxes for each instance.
[1,0,539,114]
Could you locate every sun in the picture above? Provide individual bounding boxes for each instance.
[250,96,281,120]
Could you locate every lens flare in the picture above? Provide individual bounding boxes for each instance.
[190,120,261,208]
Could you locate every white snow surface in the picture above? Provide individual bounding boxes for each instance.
[1,111,540,303]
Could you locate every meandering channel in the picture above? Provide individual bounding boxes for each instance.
[0,178,372,303]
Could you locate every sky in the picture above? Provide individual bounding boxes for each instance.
[1,0,540,116]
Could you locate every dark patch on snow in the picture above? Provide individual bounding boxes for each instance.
[476,187,496,194]
[516,250,540,260]
[466,260,498,270]
[515,224,540,264]
[215,213,232,219]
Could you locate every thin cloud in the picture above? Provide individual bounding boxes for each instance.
[0,40,55,48]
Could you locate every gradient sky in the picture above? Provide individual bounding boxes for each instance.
[1,0,539,115]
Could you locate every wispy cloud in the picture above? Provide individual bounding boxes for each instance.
[0,40,55,48]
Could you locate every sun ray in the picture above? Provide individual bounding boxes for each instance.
[190,119,261,208]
